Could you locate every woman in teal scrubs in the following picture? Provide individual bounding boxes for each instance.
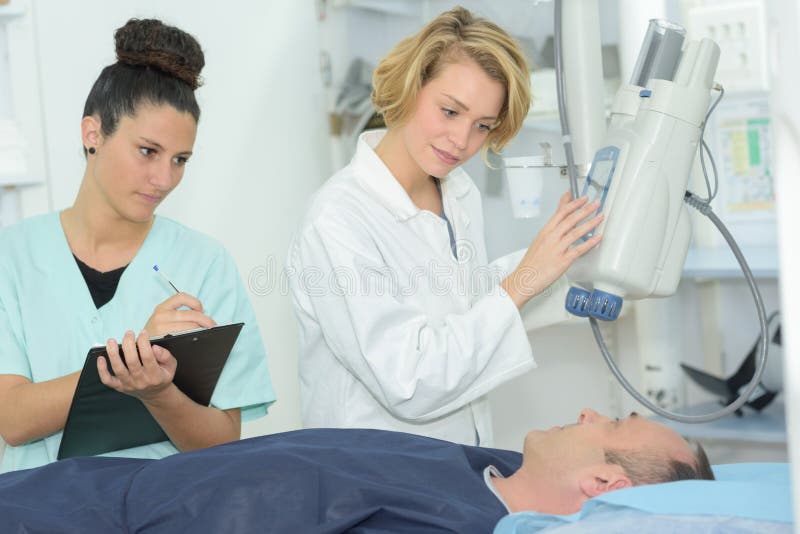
[0,19,275,472]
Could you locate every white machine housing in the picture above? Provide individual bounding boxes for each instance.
[567,38,720,309]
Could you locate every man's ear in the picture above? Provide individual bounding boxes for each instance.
[81,116,102,151]
[578,465,633,498]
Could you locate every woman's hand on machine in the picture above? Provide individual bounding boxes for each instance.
[97,329,177,402]
[501,192,603,309]
[143,292,216,338]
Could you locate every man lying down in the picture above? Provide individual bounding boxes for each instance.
[0,408,713,533]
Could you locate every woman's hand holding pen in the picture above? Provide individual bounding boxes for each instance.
[97,289,217,402]
[143,293,217,338]
[97,330,177,402]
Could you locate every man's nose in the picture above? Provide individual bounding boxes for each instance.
[578,408,608,424]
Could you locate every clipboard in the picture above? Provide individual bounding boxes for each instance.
[57,322,244,460]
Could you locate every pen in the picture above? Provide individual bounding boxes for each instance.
[153,264,180,294]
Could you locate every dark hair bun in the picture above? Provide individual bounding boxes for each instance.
[115,18,204,90]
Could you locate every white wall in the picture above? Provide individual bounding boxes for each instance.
[768,0,800,515]
[24,0,330,436]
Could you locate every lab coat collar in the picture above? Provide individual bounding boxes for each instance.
[353,130,473,222]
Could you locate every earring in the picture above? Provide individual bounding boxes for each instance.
[88,147,96,155]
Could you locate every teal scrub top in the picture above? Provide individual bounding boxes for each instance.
[0,213,276,472]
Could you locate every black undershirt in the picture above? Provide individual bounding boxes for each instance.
[73,255,128,309]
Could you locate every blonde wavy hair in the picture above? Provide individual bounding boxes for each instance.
[372,6,530,157]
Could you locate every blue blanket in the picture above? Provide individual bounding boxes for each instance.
[0,429,521,533]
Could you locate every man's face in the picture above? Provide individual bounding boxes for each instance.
[522,408,695,481]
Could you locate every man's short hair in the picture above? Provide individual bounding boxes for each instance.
[604,440,715,485]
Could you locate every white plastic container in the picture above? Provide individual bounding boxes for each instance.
[503,155,554,218]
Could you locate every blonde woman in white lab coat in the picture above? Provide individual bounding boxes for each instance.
[288,7,603,446]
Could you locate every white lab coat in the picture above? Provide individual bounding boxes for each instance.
[288,130,537,446]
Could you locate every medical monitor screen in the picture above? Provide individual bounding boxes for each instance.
[579,147,619,240]
[587,159,614,204]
